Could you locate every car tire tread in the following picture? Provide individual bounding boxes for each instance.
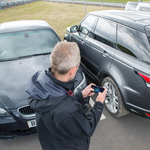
[102,77,129,118]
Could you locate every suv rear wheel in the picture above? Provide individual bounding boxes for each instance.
[102,77,129,117]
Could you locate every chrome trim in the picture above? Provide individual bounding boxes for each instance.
[130,109,139,114]
[73,73,86,94]
[126,102,150,113]
[17,105,35,118]
[123,86,141,96]
[146,83,150,88]
[112,57,134,69]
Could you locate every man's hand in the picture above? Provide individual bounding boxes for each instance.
[96,87,107,103]
[82,83,95,98]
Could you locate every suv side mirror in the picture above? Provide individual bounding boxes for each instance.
[70,25,89,35]
[70,25,79,33]
[80,27,89,35]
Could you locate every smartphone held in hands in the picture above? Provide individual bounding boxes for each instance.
[91,85,104,93]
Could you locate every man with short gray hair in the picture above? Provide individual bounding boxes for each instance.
[26,41,107,150]
[50,41,80,77]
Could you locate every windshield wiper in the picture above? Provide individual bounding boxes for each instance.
[0,52,51,62]
[0,57,20,62]
[31,52,51,57]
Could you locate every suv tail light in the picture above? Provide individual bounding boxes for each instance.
[138,72,150,83]
[146,113,150,117]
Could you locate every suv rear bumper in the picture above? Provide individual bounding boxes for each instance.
[126,102,150,118]
[121,86,150,119]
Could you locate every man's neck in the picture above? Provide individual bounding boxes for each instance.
[53,73,70,82]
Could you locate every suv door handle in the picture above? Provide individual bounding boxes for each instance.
[103,51,109,57]
[81,40,84,44]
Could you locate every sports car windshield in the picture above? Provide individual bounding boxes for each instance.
[0,29,60,61]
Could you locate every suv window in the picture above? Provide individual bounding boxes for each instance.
[79,15,97,38]
[94,18,116,48]
[137,31,150,63]
[117,24,141,59]
[140,7,150,12]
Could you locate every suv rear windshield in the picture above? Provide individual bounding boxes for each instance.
[0,29,60,61]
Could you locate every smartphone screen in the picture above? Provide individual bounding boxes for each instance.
[91,85,104,93]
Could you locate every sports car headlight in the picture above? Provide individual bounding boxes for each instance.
[0,108,11,117]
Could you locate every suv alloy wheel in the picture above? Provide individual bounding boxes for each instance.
[102,77,129,117]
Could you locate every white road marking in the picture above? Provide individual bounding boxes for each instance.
[100,113,106,120]
[89,98,106,120]
[89,98,95,107]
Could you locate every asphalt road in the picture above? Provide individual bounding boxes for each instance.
[0,95,150,150]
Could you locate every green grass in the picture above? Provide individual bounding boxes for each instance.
[0,1,123,39]
[79,0,149,3]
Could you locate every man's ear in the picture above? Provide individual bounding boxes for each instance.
[69,67,77,76]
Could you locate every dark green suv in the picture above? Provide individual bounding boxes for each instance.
[64,10,150,118]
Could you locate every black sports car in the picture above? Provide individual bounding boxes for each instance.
[0,20,87,140]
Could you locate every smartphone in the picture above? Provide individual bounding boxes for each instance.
[91,85,104,93]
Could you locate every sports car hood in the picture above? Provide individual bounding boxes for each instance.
[0,55,50,109]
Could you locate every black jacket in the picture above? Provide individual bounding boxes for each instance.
[26,69,104,150]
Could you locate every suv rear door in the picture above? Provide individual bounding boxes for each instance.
[82,17,117,78]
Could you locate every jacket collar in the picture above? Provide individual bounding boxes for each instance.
[45,68,75,91]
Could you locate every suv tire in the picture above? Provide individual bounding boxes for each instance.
[102,77,129,117]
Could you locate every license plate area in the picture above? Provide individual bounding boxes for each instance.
[27,120,36,128]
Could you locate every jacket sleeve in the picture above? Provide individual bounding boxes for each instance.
[73,91,84,102]
[73,91,89,106]
[56,101,104,138]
